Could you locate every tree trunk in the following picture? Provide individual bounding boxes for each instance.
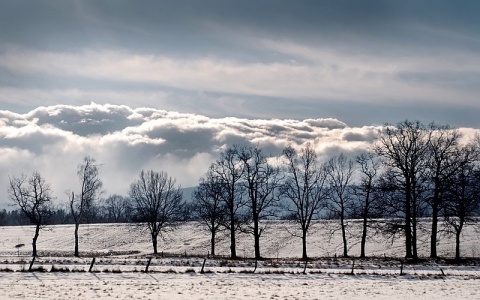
[360,189,371,258]
[430,183,440,258]
[404,219,413,258]
[230,204,237,259]
[455,221,464,261]
[32,224,40,257]
[455,229,461,260]
[404,186,413,258]
[302,229,308,261]
[360,213,368,258]
[230,224,236,259]
[340,215,348,257]
[74,222,80,257]
[430,204,439,258]
[411,178,419,260]
[152,232,158,254]
[210,230,216,257]
[412,216,418,260]
[254,217,261,260]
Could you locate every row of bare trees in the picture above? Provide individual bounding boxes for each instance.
[8,157,184,257]
[191,120,480,261]
[7,156,105,257]
[191,143,363,260]
[376,121,480,260]
[7,120,480,261]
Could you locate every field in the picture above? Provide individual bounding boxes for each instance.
[0,220,479,299]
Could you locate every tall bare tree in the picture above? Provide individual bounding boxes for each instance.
[69,156,103,257]
[9,172,53,257]
[354,151,382,258]
[130,170,183,254]
[211,145,246,259]
[280,144,328,260]
[375,120,431,259]
[191,167,227,257]
[325,153,355,257]
[426,124,464,258]
[443,153,480,260]
[239,145,281,260]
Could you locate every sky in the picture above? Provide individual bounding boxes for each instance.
[1,1,480,205]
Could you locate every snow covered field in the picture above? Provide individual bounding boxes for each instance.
[1,272,480,300]
[2,220,479,258]
[0,221,479,299]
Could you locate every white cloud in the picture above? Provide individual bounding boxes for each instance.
[0,104,478,206]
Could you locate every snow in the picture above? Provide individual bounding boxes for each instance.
[2,220,479,258]
[0,272,479,300]
[0,220,479,299]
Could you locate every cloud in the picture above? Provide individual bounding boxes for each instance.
[341,127,381,142]
[2,103,478,207]
[0,104,382,203]
[1,46,480,111]
[1,2,480,208]
[1,1,480,131]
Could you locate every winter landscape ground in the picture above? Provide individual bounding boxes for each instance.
[0,220,479,299]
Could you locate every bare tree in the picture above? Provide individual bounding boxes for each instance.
[191,167,227,256]
[354,152,382,258]
[104,194,132,223]
[9,172,53,257]
[325,153,355,257]
[130,170,183,254]
[375,120,431,259]
[426,124,465,258]
[280,144,328,260]
[239,145,282,260]
[69,156,103,257]
[211,145,246,259]
[443,154,480,260]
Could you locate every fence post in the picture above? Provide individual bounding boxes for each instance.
[200,258,207,274]
[145,257,152,273]
[350,259,355,275]
[89,257,96,272]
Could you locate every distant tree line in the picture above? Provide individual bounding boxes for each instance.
[5,120,480,261]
